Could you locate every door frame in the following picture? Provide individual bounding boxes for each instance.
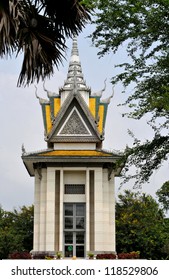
[63,203,86,257]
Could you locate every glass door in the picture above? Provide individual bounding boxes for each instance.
[64,203,85,257]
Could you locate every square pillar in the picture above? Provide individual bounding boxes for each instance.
[45,167,56,252]
[39,168,47,251]
[109,173,116,252]
[102,169,116,252]
[86,169,90,253]
[94,168,103,252]
[59,169,64,252]
[33,170,41,251]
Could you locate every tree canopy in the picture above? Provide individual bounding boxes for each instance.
[90,0,169,186]
[0,205,33,259]
[156,181,169,212]
[116,190,169,259]
[0,0,91,86]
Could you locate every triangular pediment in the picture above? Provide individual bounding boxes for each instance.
[58,107,91,136]
[47,94,102,144]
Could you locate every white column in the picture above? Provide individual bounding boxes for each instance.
[109,173,116,252]
[39,168,47,251]
[86,169,90,253]
[46,167,56,252]
[102,169,115,251]
[94,167,103,251]
[59,169,64,252]
[33,170,41,251]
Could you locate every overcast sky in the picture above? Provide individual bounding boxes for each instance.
[0,25,168,212]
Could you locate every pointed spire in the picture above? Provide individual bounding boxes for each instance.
[63,36,88,91]
[70,36,80,62]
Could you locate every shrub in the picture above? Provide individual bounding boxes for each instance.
[96,253,116,259]
[96,251,140,259]
[8,252,32,259]
[118,251,140,259]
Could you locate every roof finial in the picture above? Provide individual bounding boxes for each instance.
[62,36,88,90]
[22,144,26,155]
[92,78,107,97]
[71,36,78,55]
[43,82,58,98]
[35,85,49,104]
[101,87,115,104]
[70,36,80,63]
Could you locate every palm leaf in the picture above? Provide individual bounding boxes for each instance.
[0,0,91,86]
[17,16,66,85]
[0,0,18,56]
[41,0,91,36]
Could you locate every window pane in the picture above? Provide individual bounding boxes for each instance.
[65,204,73,216]
[76,204,85,216]
[65,217,73,229]
[76,217,84,229]
[76,233,84,244]
[65,246,73,257]
[65,232,73,244]
[76,246,84,257]
[65,184,85,194]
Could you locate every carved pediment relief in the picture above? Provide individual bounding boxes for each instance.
[58,107,91,136]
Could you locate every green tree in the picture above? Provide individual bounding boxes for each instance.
[162,218,169,257]
[0,0,91,86]
[13,205,34,252]
[0,205,33,259]
[0,207,18,259]
[156,181,169,212]
[116,190,168,259]
[90,0,169,186]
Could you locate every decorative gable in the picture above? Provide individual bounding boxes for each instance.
[47,94,101,144]
[58,107,91,136]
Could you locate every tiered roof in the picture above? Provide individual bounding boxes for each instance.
[22,37,122,177]
[37,37,113,146]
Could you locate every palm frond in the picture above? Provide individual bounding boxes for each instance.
[0,0,18,56]
[0,0,91,86]
[41,0,91,36]
[16,3,66,85]
[17,24,66,85]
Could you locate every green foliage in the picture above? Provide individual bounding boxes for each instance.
[80,0,96,9]
[116,190,168,259]
[162,218,169,256]
[0,205,33,259]
[120,133,169,187]
[156,181,169,212]
[90,0,169,186]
